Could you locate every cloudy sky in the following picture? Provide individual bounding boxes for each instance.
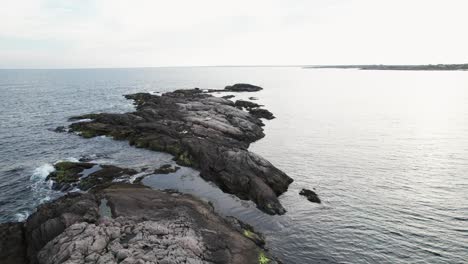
[1,0,467,68]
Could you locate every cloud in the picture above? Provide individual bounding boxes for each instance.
[1,0,467,68]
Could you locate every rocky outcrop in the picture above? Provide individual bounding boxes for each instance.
[0,184,279,264]
[224,83,263,92]
[24,192,99,263]
[299,188,321,203]
[234,100,275,120]
[68,85,293,215]
[46,162,138,191]
[249,108,275,120]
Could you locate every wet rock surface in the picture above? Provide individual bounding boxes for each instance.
[299,188,321,203]
[46,162,138,191]
[69,84,293,215]
[0,184,279,264]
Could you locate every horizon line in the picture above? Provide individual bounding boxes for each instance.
[1,63,467,70]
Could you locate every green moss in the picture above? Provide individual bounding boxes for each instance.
[166,144,182,155]
[80,130,97,138]
[52,162,78,183]
[243,229,255,239]
[148,140,164,151]
[55,161,77,171]
[176,151,193,166]
[78,178,98,190]
[134,138,149,148]
[109,130,128,140]
[258,251,270,264]
[242,228,265,247]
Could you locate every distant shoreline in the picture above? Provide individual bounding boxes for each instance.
[304,64,468,71]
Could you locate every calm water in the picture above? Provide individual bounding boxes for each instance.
[0,67,467,263]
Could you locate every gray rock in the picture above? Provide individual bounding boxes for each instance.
[299,188,321,203]
[69,87,292,215]
[224,83,263,92]
[0,183,279,264]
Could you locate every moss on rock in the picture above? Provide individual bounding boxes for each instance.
[258,251,270,264]
[176,151,195,166]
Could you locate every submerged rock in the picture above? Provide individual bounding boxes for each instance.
[69,85,293,215]
[0,184,280,264]
[299,188,321,203]
[46,161,138,191]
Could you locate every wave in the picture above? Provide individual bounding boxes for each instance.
[30,163,55,181]
[14,211,30,222]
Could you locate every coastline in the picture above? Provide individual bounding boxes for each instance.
[304,63,468,71]
[0,84,289,264]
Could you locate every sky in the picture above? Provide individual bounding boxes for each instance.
[1,0,467,68]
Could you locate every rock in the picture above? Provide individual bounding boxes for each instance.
[1,184,281,264]
[225,217,265,247]
[24,192,99,263]
[0,222,27,264]
[249,97,258,100]
[69,87,293,215]
[234,100,274,120]
[78,153,108,162]
[225,83,263,92]
[154,164,180,174]
[221,95,235,99]
[299,188,321,203]
[46,161,138,191]
[249,108,275,120]
[53,126,67,133]
[234,100,261,110]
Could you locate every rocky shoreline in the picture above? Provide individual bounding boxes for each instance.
[0,84,292,263]
[1,183,279,264]
[68,84,292,215]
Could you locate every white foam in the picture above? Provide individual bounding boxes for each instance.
[14,211,30,222]
[40,196,51,203]
[74,118,93,123]
[30,164,55,181]
[129,171,152,183]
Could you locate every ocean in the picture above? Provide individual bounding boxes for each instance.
[0,67,467,263]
